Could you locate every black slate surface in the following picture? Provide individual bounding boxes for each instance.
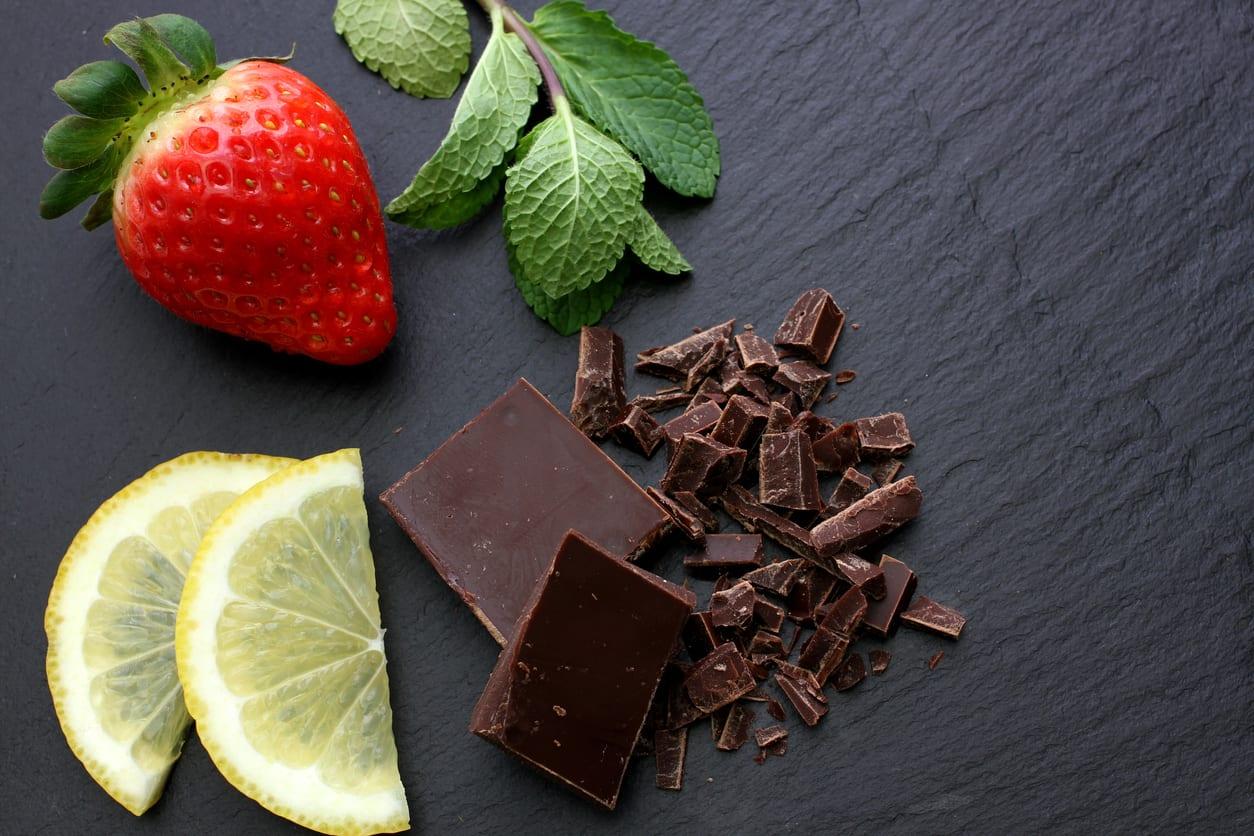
[2,1,1251,833]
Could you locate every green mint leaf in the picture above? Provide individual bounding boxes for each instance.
[334,0,470,99]
[511,243,628,335]
[504,99,643,299]
[386,10,539,226]
[391,162,506,229]
[629,205,691,274]
[54,61,146,120]
[43,115,124,170]
[530,0,720,197]
[145,14,216,79]
[105,18,190,91]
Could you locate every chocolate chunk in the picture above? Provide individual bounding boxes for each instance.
[900,595,967,639]
[928,651,945,670]
[711,573,734,596]
[811,476,923,556]
[684,338,728,392]
[665,662,706,729]
[646,487,706,543]
[610,406,665,457]
[636,320,736,380]
[683,611,720,659]
[818,586,868,634]
[654,727,688,790]
[764,402,795,435]
[715,703,755,751]
[671,491,719,532]
[869,650,892,675]
[831,553,886,599]
[790,411,836,442]
[824,466,874,514]
[812,424,861,474]
[748,630,785,658]
[710,580,757,630]
[765,694,787,722]
[775,673,829,727]
[740,559,806,597]
[854,412,915,458]
[833,652,867,691]
[774,289,845,363]
[662,434,747,496]
[719,486,820,562]
[787,564,838,623]
[684,643,758,713]
[724,371,772,404]
[684,533,764,571]
[758,431,824,511]
[769,390,800,414]
[382,380,671,645]
[861,554,918,637]
[753,595,787,632]
[661,400,723,446]
[570,326,626,439]
[754,725,789,749]
[834,369,857,384]
[796,625,852,685]
[773,360,831,409]
[735,332,780,374]
[469,531,695,810]
[629,390,692,414]
[710,394,771,449]
[872,458,904,486]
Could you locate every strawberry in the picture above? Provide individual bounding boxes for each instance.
[40,15,395,365]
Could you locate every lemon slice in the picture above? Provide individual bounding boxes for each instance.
[45,452,295,815]
[176,448,408,836]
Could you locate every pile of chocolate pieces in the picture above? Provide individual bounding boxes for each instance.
[569,289,968,788]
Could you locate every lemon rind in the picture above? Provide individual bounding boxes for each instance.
[175,448,409,836]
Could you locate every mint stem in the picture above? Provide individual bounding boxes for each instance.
[475,0,565,106]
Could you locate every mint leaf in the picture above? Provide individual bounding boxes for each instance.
[511,243,628,335]
[530,0,719,198]
[504,98,643,299]
[334,0,470,99]
[391,162,505,229]
[629,205,691,274]
[387,9,538,227]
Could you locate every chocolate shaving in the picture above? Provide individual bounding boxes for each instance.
[854,412,915,458]
[710,580,756,630]
[637,320,735,380]
[611,406,665,457]
[869,649,892,675]
[647,486,706,543]
[811,476,922,556]
[684,643,757,713]
[774,289,845,364]
[834,652,867,691]
[928,651,945,670]
[900,595,967,639]
[772,360,831,409]
[654,727,688,790]
[570,326,627,439]
[758,431,824,511]
[662,434,748,496]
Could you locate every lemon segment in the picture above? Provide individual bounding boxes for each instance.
[176,449,408,836]
[45,452,295,815]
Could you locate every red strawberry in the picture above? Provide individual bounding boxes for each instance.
[41,15,395,365]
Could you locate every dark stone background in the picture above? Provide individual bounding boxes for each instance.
[2,1,1250,833]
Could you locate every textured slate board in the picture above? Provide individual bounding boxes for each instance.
[1,1,1251,833]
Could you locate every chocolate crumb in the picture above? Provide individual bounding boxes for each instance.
[834,369,857,385]
[928,651,945,670]
[834,652,867,691]
[900,595,967,639]
[754,725,789,749]
[869,650,892,675]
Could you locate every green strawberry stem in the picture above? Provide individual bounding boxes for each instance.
[475,0,565,106]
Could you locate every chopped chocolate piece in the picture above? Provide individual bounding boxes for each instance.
[746,657,772,680]
[861,554,918,637]
[797,625,852,685]
[647,487,706,543]
[684,338,728,392]
[854,412,915,458]
[748,630,785,658]
[900,595,967,639]
[787,565,838,623]
[382,380,671,645]
[654,727,688,790]
[812,424,861,474]
[661,400,723,446]
[684,533,765,571]
[754,725,789,749]
[818,586,868,635]
[610,406,665,457]
[872,458,904,486]
[711,573,734,596]
[834,652,867,691]
[869,649,892,675]
[811,476,923,556]
[710,580,757,630]
[769,390,800,414]
[764,402,794,435]
[831,553,887,599]
[715,703,756,751]
[570,326,626,439]
[773,360,831,409]
[634,688,664,758]
[724,371,772,404]
[709,705,730,742]
[784,624,803,656]
[719,486,820,562]
[824,467,874,515]
[637,320,736,380]
[662,434,747,496]
[773,659,816,686]
[835,369,857,384]
[469,531,695,810]
[735,332,780,374]
[753,596,787,632]
[683,611,720,659]
[774,289,845,364]
[671,491,719,531]
[791,411,836,442]
[741,558,806,597]
[665,663,706,730]
[928,651,945,670]
[765,694,787,722]
[629,390,692,414]
[775,673,829,727]
[710,394,771,449]
[692,375,727,401]
[759,431,824,511]
[684,643,758,713]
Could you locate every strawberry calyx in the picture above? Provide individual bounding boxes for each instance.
[40,14,291,230]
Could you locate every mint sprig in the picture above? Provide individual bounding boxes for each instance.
[334,0,471,98]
